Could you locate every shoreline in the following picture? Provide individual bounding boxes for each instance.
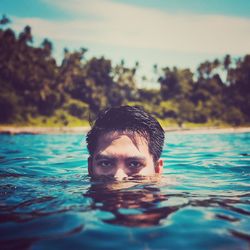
[1,126,250,135]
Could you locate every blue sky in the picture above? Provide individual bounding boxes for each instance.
[1,0,250,86]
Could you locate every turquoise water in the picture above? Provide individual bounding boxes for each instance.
[0,132,250,250]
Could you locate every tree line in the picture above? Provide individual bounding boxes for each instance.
[0,16,249,126]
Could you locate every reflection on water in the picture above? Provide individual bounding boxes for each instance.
[0,133,250,249]
[85,177,180,227]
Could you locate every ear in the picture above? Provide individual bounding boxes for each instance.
[155,159,163,174]
[88,156,94,176]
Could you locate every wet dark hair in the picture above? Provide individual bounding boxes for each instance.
[86,106,165,162]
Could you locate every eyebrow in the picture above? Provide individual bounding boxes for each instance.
[126,157,146,162]
[95,154,146,162]
[95,154,116,161]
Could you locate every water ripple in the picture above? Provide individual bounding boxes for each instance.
[0,133,249,249]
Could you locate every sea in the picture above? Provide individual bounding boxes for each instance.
[0,132,249,250]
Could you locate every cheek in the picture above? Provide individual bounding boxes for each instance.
[138,165,155,175]
[93,166,104,175]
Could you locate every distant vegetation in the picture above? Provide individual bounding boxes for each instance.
[0,15,250,127]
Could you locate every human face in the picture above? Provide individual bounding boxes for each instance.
[88,131,163,179]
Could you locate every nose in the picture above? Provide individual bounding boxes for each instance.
[114,168,128,180]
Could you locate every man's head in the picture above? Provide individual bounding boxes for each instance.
[86,106,165,179]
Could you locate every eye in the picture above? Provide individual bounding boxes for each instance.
[128,161,143,169]
[97,161,113,168]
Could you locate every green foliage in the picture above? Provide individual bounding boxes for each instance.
[156,101,178,119]
[226,55,250,121]
[159,67,193,101]
[63,99,89,120]
[0,91,19,123]
[138,89,161,105]
[222,107,245,126]
[177,99,196,125]
[0,20,250,127]
[26,109,89,127]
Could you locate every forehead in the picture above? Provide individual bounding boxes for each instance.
[94,131,149,155]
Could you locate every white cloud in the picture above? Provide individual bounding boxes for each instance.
[11,0,250,55]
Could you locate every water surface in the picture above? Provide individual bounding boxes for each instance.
[0,132,250,250]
